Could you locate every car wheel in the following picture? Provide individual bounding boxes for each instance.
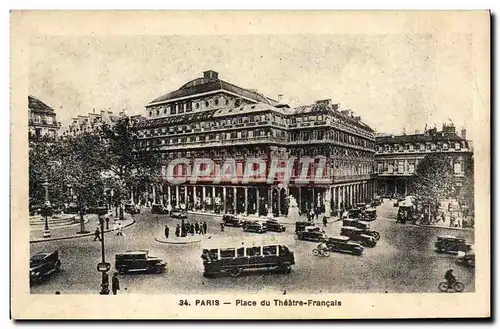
[118,267,127,275]
[372,232,380,241]
[155,266,163,274]
[55,260,62,271]
[228,267,242,277]
[312,249,320,256]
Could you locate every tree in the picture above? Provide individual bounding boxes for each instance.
[56,132,108,233]
[100,117,162,219]
[414,153,455,222]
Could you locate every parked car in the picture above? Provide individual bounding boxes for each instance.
[243,220,267,233]
[29,204,43,216]
[340,227,377,248]
[124,203,140,214]
[65,202,80,214]
[348,208,363,219]
[296,226,327,242]
[295,221,314,233]
[170,209,188,219]
[222,214,244,227]
[265,219,286,232]
[435,236,472,254]
[362,208,377,221]
[342,219,380,240]
[115,250,166,275]
[30,250,61,284]
[457,246,475,267]
[151,204,169,214]
[325,236,364,256]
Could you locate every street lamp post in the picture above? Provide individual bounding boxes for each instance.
[97,206,110,295]
[41,180,51,238]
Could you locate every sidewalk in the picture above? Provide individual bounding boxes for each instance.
[30,214,136,244]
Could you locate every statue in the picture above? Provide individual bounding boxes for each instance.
[287,195,301,221]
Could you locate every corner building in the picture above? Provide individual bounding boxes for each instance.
[136,70,377,218]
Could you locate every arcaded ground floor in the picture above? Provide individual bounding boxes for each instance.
[127,180,377,218]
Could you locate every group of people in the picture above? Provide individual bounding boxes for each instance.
[168,220,208,238]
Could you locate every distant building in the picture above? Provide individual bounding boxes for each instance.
[28,96,61,140]
[375,124,473,204]
[60,110,145,138]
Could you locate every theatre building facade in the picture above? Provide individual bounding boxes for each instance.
[135,70,376,218]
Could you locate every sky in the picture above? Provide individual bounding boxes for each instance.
[29,34,474,135]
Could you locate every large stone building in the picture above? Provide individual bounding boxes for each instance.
[28,96,61,140]
[375,124,473,203]
[136,70,376,218]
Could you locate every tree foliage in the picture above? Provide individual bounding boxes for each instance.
[414,153,455,205]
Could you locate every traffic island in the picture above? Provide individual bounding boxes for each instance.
[155,234,203,245]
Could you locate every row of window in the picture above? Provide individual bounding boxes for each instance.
[148,97,243,117]
[376,141,467,153]
[377,159,463,174]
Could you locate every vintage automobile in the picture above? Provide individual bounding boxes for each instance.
[325,236,364,256]
[222,214,244,227]
[115,250,166,274]
[296,226,327,242]
[243,220,267,233]
[201,238,295,277]
[170,209,188,219]
[265,219,286,232]
[295,221,314,233]
[347,208,362,219]
[65,202,80,214]
[435,235,472,254]
[370,196,382,207]
[340,227,377,248]
[457,245,475,267]
[124,203,141,214]
[30,250,62,284]
[356,203,367,210]
[151,204,169,214]
[341,219,380,240]
[29,203,44,216]
[361,208,377,221]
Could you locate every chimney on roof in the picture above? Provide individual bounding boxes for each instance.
[278,94,283,102]
[93,108,95,114]
[402,127,406,135]
[203,70,219,81]
[461,127,467,139]
[414,129,420,134]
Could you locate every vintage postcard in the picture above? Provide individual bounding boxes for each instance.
[11,10,490,319]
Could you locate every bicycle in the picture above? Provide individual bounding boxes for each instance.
[312,248,330,257]
[438,281,465,292]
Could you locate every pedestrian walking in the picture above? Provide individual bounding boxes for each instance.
[195,222,200,235]
[190,223,195,236]
[164,225,169,239]
[112,272,120,295]
[322,216,328,227]
[116,222,124,236]
[220,222,225,232]
[175,224,180,237]
[203,221,207,235]
[94,227,101,241]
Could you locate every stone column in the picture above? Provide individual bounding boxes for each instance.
[175,186,180,207]
[277,188,281,216]
[202,186,206,211]
[404,179,408,196]
[233,186,237,214]
[152,185,157,204]
[256,187,260,216]
[298,187,302,212]
[223,186,227,213]
[167,185,171,205]
[212,186,216,212]
[184,186,188,207]
[268,187,274,218]
[244,186,248,215]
